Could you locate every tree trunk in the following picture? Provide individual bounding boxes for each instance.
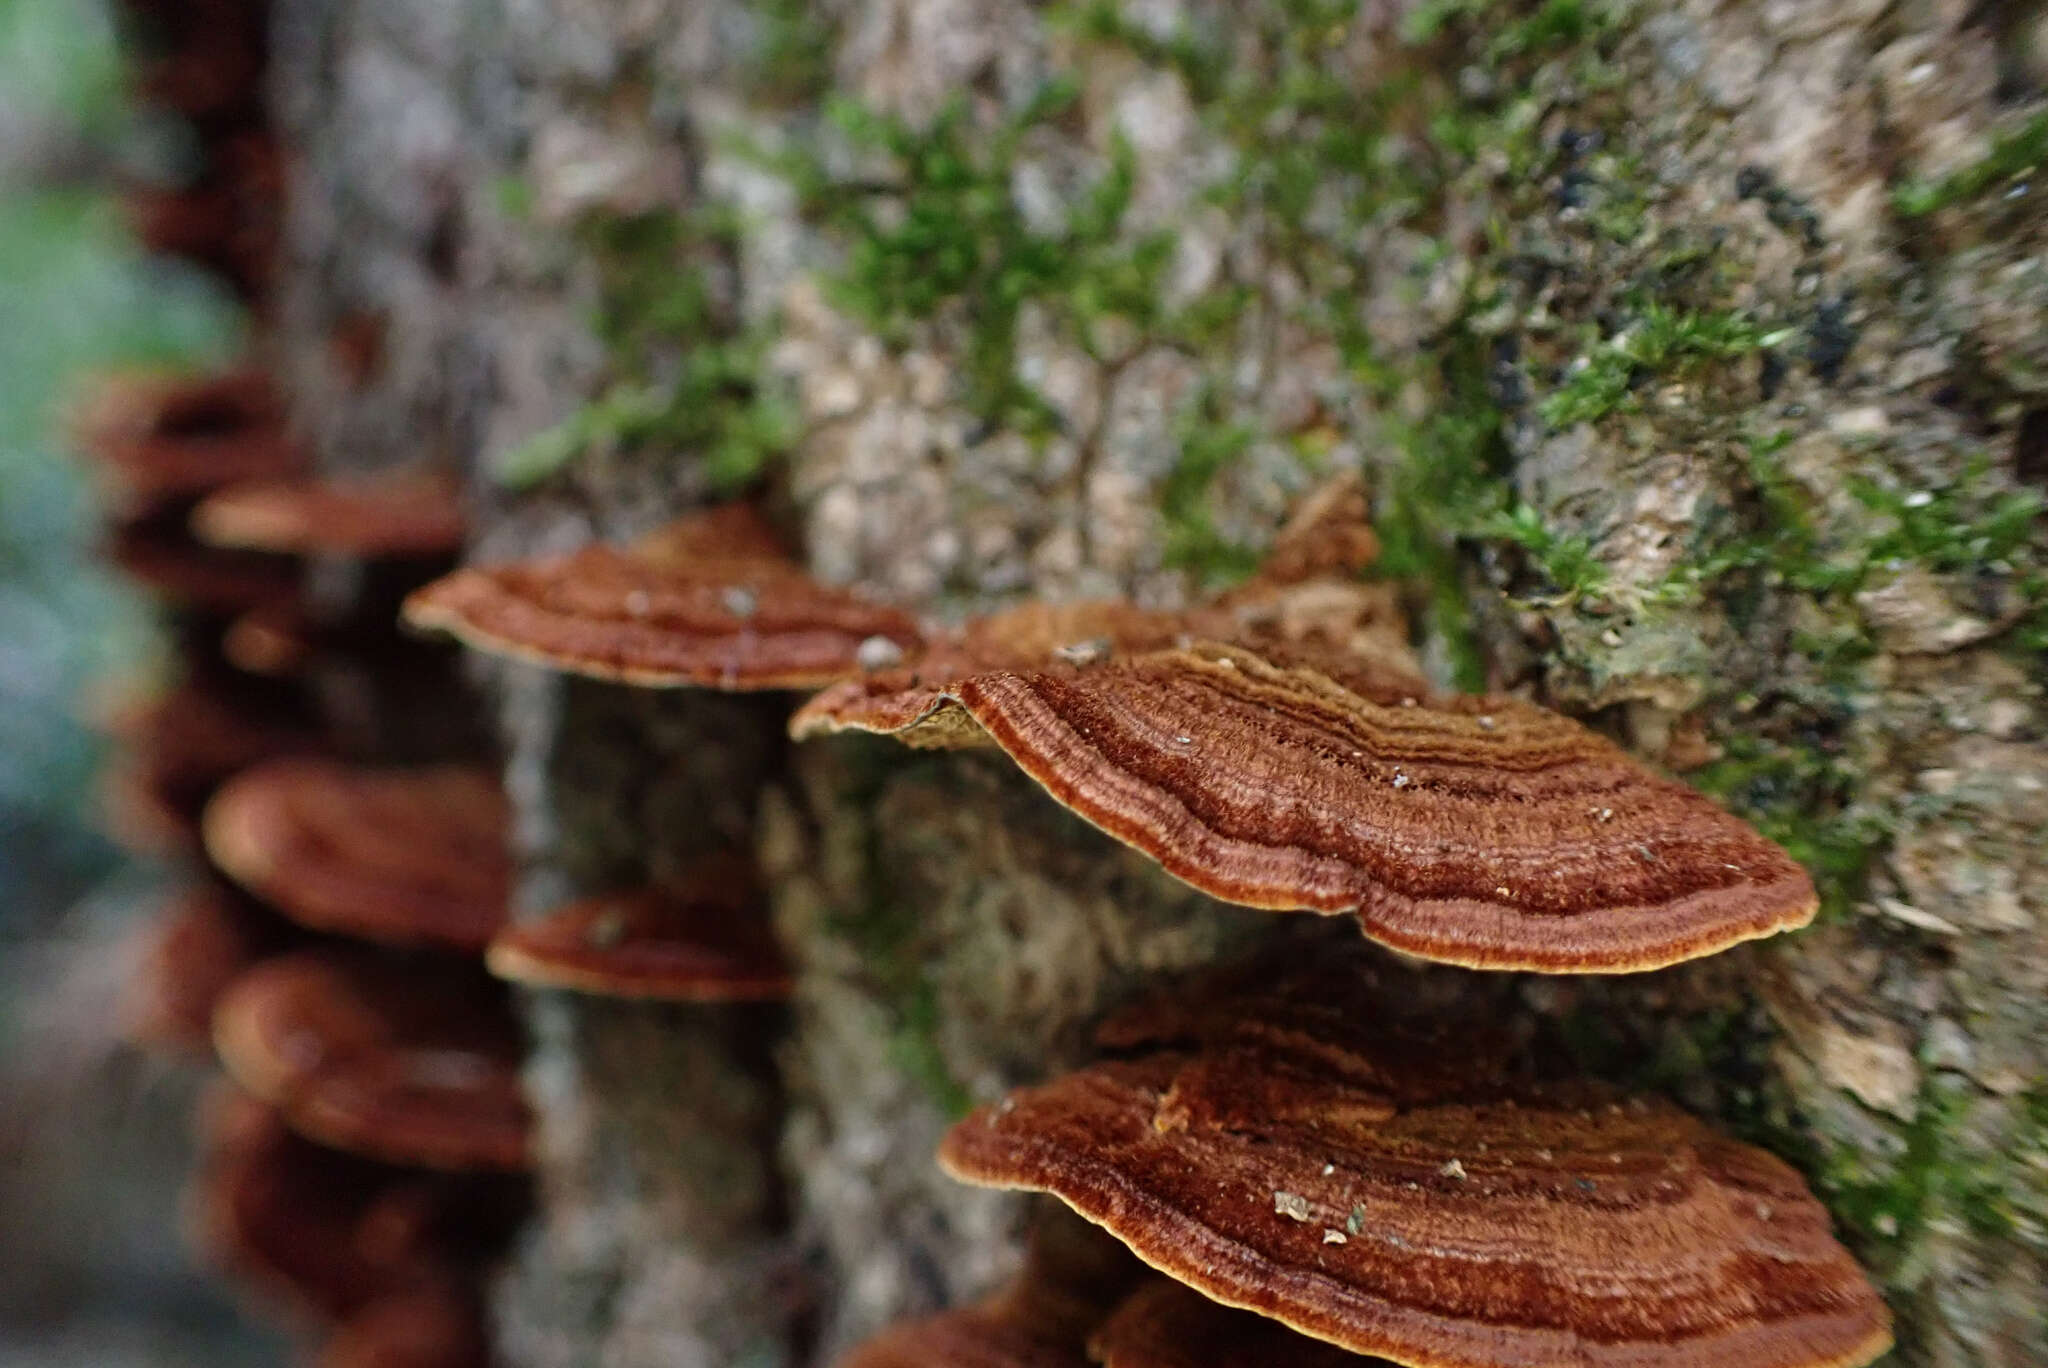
[268,1,2048,1364]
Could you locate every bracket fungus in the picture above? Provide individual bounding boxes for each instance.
[202,759,511,952]
[937,963,1891,1368]
[192,470,467,560]
[485,867,791,1002]
[212,950,531,1172]
[401,504,922,690]
[191,1088,526,1322]
[795,633,1815,973]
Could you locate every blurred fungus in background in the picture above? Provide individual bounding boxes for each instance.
[0,0,278,1361]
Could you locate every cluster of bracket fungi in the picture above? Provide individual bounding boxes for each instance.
[79,6,1893,1366]
[398,482,1893,1368]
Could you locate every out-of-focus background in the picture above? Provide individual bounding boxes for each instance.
[0,0,274,1360]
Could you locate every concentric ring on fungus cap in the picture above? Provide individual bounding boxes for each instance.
[937,960,1891,1368]
[794,631,1816,974]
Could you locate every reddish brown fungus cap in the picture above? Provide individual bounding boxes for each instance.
[202,759,511,952]
[192,470,467,559]
[485,875,791,1002]
[938,964,1892,1368]
[1093,1279,1391,1368]
[797,635,1815,973]
[211,950,530,1172]
[190,1088,523,1323]
[125,881,285,1053]
[402,504,922,690]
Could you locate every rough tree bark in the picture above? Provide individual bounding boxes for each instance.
[268,1,2046,1365]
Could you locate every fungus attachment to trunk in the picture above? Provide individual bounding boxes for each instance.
[796,634,1816,973]
[202,759,511,952]
[485,861,791,1001]
[192,469,467,559]
[937,961,1891,1368]
[211,950,531,1172]
[401,503,923,689]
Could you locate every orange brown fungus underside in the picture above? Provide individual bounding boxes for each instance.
[485,881,792,1002]
[192,470,467,558]
[203,759,511,952]
[401,503,922,690]
[126,883,281,1052]
[211,951,530,1172]
[794,637,1815,973]
[1092,1279,1390,1367]
[938,966,1892,1368]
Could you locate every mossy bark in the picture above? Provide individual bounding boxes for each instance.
[272,0,2047,1364]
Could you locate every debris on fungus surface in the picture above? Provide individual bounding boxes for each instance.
[402,503,922,690]
[796,629,1816,973]
[486,866,793,1003]
[938,958,1891,1368]
[202,759,511,953]
[210,950,531,1172]
[191,469,467,559]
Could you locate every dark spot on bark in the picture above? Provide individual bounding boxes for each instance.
[1758,350,1787,402]
[427,203,464,284]
[1488,336,1526,410]
[1806,295,1857,383]
[2013,409,2048,487]
[1557,127,1601,161]
[1735,164,1823,249]
[1556,168,1592,210]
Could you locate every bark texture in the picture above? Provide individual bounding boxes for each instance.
[269,1,2047,1364]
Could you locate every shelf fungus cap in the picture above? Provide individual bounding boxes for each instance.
[190,1087,525,1322]
[486,868,791,1001]
[192,470,467,559]
[798,635,1815,973]
[938,966,1892,1368]
[212,950,531,1172]
[203,759,511,953]
[402,504,922,690]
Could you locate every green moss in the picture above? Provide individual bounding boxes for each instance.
[801,84,1173,433]
[1158,393,1264,587]
[495,208,798,492]
[1691,736,1890,922]
[1479,504,1612,602]
[1893,108,2048,218]
[1540,303,1791,428]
